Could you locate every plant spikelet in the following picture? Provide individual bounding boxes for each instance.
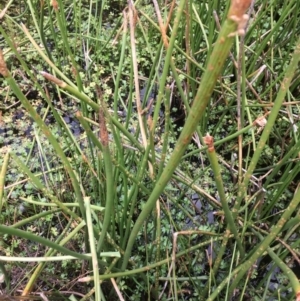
[0,49,9,77]
[96,86,109,147]
[228,0,251,20]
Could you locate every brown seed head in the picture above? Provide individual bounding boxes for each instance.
[228,0,251,20]
[203,133,215,152]
[51,0,59,11]
[0,49,9,77]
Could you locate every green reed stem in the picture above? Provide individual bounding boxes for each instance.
[85,197,101,301]
[256,231,300,297]
[233,36,300,216]
[121,2,240,270]
[0,52,86,220]
[204,134,244,258]
[22,218,84,295]
[207,184,300,300]
[10,152,82,222]
[96,130,115,252]
[0,150,9,212]
[0,224,90,261]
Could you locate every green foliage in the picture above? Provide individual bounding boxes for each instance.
[0,0,300,300]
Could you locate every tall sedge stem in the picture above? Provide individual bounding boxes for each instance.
[232,36,300,216]
[0,50,86,220]
[203,134,245,258]
[121,1,244,270]
[207,184,300,301]
[96,90,115,252]
[0,224,90,261]
[0,150,9,211]
[256,231,300,298]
